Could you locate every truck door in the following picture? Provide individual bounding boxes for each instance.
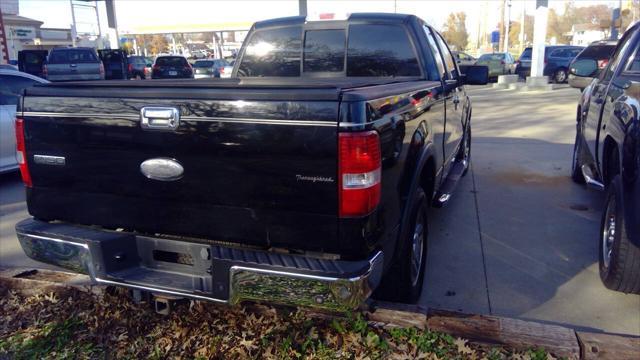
[18,50,48,78]
[585,30,637,168]
[432,30,465,172]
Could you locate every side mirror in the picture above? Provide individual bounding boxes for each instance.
[570,59,598,77]
[460,65,489,85]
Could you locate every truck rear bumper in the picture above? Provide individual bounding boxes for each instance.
[16,218,383,311]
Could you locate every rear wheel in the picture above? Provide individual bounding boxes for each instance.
[554,68,568,83]
[375,187,428,303]
[599,175,640,294]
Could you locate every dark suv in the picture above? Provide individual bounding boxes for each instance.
[151,55,193,79]
[516,45,584,82]
[127,55,148,79]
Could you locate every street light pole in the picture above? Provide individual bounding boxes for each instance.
[504,0,511,54]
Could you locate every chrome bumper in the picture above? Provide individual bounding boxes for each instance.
[16,219,383,311]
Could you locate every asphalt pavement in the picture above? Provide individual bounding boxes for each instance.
[421,84,640,336]
[0,84,638,336]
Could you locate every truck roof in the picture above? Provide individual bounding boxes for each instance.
[253,12,415,29]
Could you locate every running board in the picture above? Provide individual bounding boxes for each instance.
[433,160,467,208]
[581,165,605,191]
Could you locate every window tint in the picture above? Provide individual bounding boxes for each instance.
[625,43,640,72]
[602,32,635,81]
[520,48,532,59]
[237,26,302,77]
[424,26,445,79]
[435,33,457,78]
[156,57,188,66]
[48,49,98,64]
[347,24,420,77]
[549,49,564,57]
[478,54,504,61]
[304,29,345,73]
[577,45,616,60]
[194,61,214,68]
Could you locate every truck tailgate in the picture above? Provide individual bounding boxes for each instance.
[22,84,340,253]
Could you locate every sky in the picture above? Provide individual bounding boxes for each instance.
[18,0,624,40]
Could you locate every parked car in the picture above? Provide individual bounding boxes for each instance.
[44,47,104,82]
[15,13,487,310]
[571,21,640,294]
[452,51,476,66]
[151,55,193,79]
[544,46,584,83]
[127,55,148,79]
[568,40,617,90]
[515,45,583,82]
[192,59,230,79]
[0,69,48,174]
[17,50,47,78]
[0,64,18,71]
[98,49,128,80]
[475,52,515,79]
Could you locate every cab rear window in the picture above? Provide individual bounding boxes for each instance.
[237,24,420,77]
[48,50,98,64]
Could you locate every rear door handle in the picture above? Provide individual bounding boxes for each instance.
[140,107,180,130]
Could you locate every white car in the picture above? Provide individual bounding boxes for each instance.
[0,69,48,173]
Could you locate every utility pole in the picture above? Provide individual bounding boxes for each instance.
[69,0,77,47]
[504,0,512,54]
[499,0,505,52]
[520,0,525,53]
[531,0,548,79]
[298,0,307,17]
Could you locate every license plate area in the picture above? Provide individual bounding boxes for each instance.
[169,70,177,76]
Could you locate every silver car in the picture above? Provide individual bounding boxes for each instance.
[44,47,104,82]
[0,69,48,173]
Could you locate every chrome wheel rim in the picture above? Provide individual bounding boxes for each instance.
[410,217,425,286]
[556,70,567,83]
[602,197,616,269]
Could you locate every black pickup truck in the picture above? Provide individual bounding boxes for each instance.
[571,21,640,294]
[15,13,487,310]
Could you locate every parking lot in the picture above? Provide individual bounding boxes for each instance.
[1,84,639,336]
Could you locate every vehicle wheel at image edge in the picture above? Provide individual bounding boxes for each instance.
[599,175,640,294]
[554,68,567,83]
[374,187,428,303]
[458,125,471,177]
[571,128,585,183]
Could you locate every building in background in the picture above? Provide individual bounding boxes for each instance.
[568,23,608,46]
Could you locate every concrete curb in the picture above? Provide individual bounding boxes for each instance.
[1,268,638,359]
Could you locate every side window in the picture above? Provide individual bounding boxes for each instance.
[423,26,445,80]
[434,32,458,79]
[347,24,420,77]
[624,40,640,73]
[0,75,38,95]
[304,29,345,73]
[549,49,563,58]
[602,32,636,81]
[237,26,302,77]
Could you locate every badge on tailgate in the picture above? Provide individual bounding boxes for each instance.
[140,158,184,181]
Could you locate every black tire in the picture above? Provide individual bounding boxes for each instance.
[457,125,471,177]
[599,175,640,294]
[554,68,568,83]
[375,187,428,303]
[571,126,585,183]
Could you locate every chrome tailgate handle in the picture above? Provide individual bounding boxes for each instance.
[140,107,180,130]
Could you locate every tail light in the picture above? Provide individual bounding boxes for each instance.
[42,64,48,78]
[152,64,160,72]
[183,64,193,73]
[338,131,381,217]
[15,118,32,187]
[501,60,505,65]
[219,67,225,74]
[128,63,133,72]
[597,59,609,69]
[515,60,520,65]
[99,63,105,78]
